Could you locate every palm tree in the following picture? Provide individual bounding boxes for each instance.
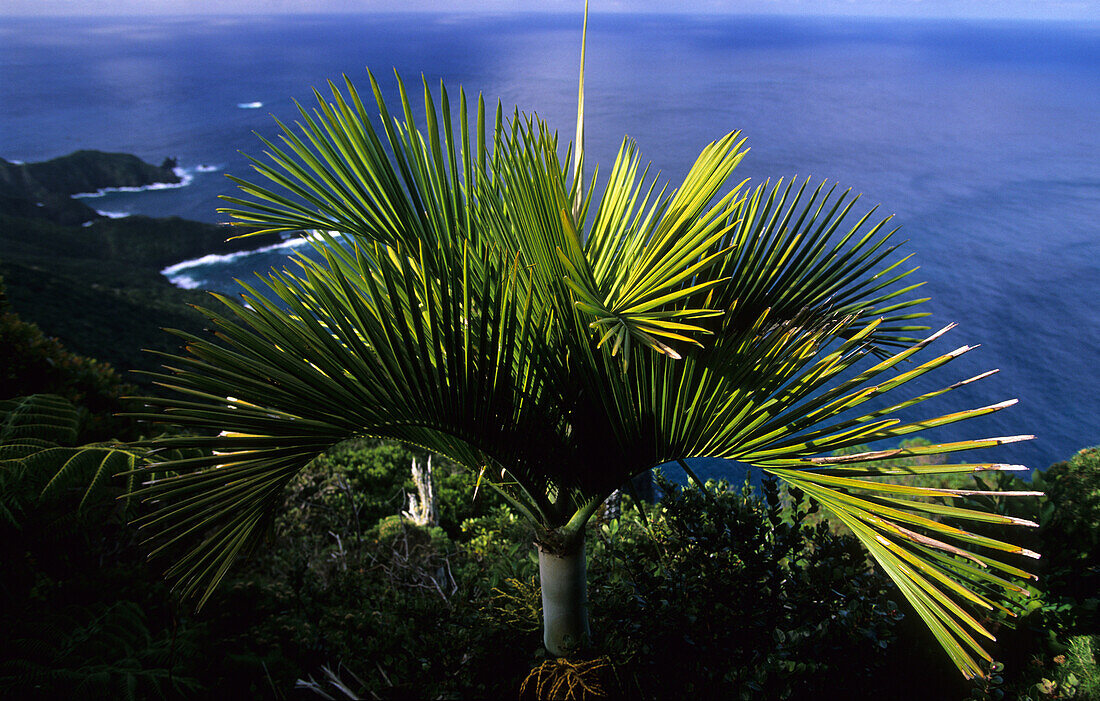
[130,9,1040,681]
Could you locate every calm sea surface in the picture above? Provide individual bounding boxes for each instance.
[1,13,1097,474]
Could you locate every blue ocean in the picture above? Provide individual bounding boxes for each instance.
[1,13,1097,474]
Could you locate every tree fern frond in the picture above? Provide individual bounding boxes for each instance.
[0,394,79,446]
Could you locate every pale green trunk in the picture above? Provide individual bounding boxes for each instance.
[537,540,590,656]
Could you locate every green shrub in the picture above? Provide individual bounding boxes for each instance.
[6,388,1090,700]
[939,448,1100,700]
[458,505,539,589]
[1018,634,1100,700]
[1036,447,1100,631]
[193,472,536,698]
[589,472,903,699]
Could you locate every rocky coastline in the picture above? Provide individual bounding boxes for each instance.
[0,150,184,226]
[0,150,282,381]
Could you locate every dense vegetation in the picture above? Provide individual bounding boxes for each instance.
[0,151,1095,698]
[0,293,1096,697]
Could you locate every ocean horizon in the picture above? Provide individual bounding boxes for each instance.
[2,12,1097,474]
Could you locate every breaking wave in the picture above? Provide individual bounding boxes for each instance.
[73,166,194,198]
[159,235,320,289]
[170,274,203,290]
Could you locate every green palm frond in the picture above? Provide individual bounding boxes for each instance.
[131,70,1036,680]
[220,72,477,266]
[713,177,929,350]
[602,315,1037,680]
[129,225,576,604]
[563,132,748,363]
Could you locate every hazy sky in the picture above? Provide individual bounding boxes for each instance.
[3,0,1098,21]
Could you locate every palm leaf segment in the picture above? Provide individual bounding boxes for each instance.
[131,73,1037,679]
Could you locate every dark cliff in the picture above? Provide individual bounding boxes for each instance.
[0,151,180,225]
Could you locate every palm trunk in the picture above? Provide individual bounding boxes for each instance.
[537,540,589,656]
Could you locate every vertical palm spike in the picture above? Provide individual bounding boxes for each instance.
[572,0,589,227]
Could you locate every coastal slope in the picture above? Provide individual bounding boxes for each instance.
[0,151,281,382]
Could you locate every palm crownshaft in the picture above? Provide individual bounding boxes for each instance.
[132,57,1038,676]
